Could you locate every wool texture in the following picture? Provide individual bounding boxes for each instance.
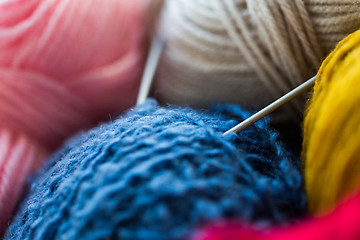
[154,0,360,125]
[191,29,360,240]
[6,100,305,240]
[192,187,360,240]
[0,0,146,234]
[302,29,360,215]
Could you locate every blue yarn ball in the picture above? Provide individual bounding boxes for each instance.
[6,100,306,240]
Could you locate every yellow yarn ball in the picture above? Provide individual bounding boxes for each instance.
[303,29,360,216]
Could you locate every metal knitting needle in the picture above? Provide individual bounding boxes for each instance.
[136,37,165,106]
[137,36,316,136]
[223,75,317,136]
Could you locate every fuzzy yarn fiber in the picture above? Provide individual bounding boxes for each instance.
[0,0,146,233]
[193,188,360,240]
[192,29,360,240]
[6,100,305,240]
[303,29,360,215]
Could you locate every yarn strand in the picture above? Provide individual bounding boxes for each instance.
[155,0,360,125]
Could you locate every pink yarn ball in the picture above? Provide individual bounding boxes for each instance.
[0,0,146,234]
[193,191,360,240]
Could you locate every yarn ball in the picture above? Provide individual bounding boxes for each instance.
[0,0,146,234]
[154,0,360,125]
[192,28,360,240]
[303,29,360,215]
[192,187,360,240]
[6,100,305,240]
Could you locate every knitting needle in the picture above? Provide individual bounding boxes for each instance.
[136,37,165,106]
[138,36,316,135]
[223,75,317,136]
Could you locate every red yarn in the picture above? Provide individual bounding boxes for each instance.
[193,192,360,240]
[0,0,146,234]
